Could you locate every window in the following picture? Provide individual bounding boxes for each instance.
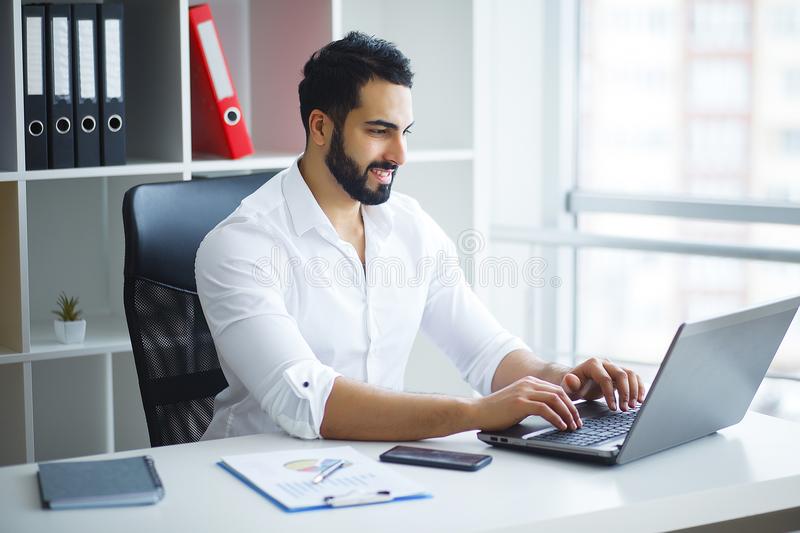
[574,0,800,374]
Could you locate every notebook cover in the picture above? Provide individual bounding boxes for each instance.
[37,455,164,510]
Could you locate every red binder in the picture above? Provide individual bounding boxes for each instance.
[189,4,254,159]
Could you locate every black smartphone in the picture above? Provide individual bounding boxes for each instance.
[379,445,492,471]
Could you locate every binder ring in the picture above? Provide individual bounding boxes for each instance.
[108,114,123,133]
[28,120,44,137]
[81,116,97,134]
[55,117,71,134]
[224,106,241,126]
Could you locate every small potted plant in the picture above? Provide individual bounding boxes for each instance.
[52,292,86,344]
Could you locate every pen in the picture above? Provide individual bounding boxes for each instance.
[324,490,393,507]
[312,459,345,484]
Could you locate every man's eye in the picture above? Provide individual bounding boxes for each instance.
[370,129,387,135]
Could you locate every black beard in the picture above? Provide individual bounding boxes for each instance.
[325,128,396,205]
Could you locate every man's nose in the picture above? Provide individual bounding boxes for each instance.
[385,132,407,167]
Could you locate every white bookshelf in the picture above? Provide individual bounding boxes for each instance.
[28,315,131,359]
[0,0,485,466]
[22,161,186,181]
[189,152,298,174]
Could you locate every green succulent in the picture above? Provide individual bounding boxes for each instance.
[52,292,83,322]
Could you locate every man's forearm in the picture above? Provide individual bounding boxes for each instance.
[490,349,570,393]
[319,350,571,441]
[319,376,477,441]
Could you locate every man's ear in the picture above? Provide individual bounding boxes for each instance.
[308,110,331,147]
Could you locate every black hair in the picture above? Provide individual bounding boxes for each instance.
[298,31,414,139]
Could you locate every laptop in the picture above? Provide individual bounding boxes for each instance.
[478,296,800,465]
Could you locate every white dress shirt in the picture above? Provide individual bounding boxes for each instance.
[195,158,530,440]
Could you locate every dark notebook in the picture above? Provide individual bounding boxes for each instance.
[37,455,164,510]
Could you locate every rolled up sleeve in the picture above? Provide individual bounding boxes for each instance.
[418,215,530,397]
[195,218,341,439]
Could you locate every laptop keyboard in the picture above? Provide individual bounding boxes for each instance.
[528,406,641,447]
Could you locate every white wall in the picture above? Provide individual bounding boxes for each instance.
[476,0,574,362]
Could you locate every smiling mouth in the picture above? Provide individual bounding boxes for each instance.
[370,167,393,184]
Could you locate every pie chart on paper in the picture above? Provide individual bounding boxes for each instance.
[283,458,353,473]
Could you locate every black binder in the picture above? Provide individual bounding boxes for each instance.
[22,5,48,170]
[97,2,126,166]
[45,4,75,169]
[71,3,100,167]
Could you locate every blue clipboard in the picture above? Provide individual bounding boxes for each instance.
[217,461,432,513]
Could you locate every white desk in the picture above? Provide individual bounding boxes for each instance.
[2,412,800,533]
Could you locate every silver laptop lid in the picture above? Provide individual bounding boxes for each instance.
[617,295,800,465]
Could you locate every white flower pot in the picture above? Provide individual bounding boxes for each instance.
[54,320,86,344]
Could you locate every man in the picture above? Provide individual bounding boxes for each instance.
[195,32,644,442]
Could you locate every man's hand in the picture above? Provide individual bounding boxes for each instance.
[560,357,646,411]
[470,376,583,432]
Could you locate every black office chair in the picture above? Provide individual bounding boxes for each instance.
[122,172,276,447]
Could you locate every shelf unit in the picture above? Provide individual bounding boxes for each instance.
[0,0,483,466]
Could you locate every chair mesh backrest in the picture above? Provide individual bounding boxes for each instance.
[122,173,275,447]
[125,277,227,447]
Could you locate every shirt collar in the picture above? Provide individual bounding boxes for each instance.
[283,156,395,241]
[283,157,336,238]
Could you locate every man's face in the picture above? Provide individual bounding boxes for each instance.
[325,79,414,205]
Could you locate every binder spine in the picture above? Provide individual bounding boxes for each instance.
[189,4,254,160]
[98,3,126,166]
[45,4,75,169]
[72,3,100,167]
[23,5,48,170]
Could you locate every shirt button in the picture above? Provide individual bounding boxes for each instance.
[303,381,310,388]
